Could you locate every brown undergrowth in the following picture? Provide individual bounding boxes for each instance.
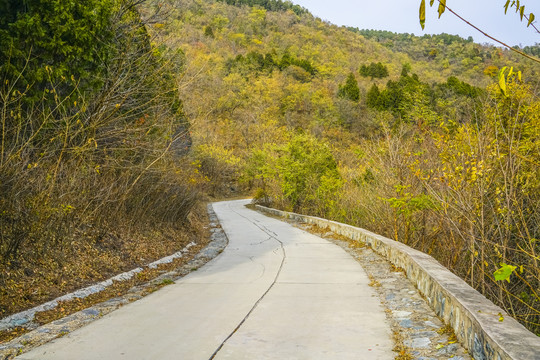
[30,247,203,327]
[0,327,27,344]
[0,202,210,344]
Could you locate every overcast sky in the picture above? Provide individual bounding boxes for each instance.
[291,0,540,47]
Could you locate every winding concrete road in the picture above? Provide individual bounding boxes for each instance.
[18,199,393,359]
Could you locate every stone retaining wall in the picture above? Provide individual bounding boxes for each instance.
[256,205,540,360]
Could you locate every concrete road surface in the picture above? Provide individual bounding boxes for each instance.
[18,199,393,360]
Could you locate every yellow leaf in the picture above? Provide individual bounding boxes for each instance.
[419,0,426,30]
[498,68,507,96]
[438,0,446,18]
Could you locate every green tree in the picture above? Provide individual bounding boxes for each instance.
[359,62,389,79]
[278,134,342,213]
[204,25,215,38]
[0,0,117,101]
[438,76,481,98]
[373,66,434,121]
[366,84,383,110]
[216,0,307,15]
[338,72,360,102]
[278,52,316,75]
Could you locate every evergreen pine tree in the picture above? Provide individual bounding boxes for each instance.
[338,73,360,102]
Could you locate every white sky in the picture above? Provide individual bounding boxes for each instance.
[291,0,540,47]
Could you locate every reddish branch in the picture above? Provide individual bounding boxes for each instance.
[434,1,540,64]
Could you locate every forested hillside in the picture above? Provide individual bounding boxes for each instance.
[1,0,539,338]
[153,0,540,334]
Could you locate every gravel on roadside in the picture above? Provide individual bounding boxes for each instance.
[293,221,472,360]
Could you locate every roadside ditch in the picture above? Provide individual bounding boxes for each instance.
[0,204,228,359]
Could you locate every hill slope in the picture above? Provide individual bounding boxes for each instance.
[152,0,540,334]
[0,0,538,339]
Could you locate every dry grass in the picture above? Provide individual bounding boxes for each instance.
[0,208,210,344]
[300,223,354,243]
[347,240,366,249]
[392,330,413,360]
[390,264,406,274]
[0,327,27,344]
[368,274,381,288]
[0,217,203,319]
[437,323,458,343]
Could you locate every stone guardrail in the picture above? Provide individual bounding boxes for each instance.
[255,205,540,360]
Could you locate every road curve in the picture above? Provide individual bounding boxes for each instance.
[17,199,393,360]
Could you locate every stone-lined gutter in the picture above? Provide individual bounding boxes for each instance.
[0,204,229,358]
[0,243,196,332]
[256,205,540,360]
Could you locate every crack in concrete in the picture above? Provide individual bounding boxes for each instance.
[247,256,266,283]
[249,236,274,245]
[208,203,286,360]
